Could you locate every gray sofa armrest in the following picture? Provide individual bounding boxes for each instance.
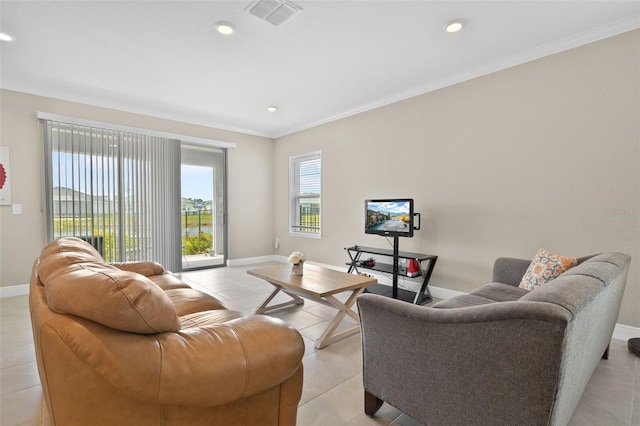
[492,257,531,286]
[357,293,571,425]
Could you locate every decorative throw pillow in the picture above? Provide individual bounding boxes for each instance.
[519,248,577,291]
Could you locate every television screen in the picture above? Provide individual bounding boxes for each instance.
[365,199,414,238]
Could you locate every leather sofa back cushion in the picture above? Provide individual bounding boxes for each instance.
[40,236,104,260]
[37,240,105,280]
[42,262,181,334]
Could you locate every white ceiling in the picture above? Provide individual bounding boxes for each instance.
[1,1,639,138]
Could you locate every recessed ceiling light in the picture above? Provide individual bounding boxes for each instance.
[216,22,235,35]
[0,33,13,42]
[444,20,463,33]
[267,106,278,112]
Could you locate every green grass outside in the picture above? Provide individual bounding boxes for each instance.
[53,214,214,258]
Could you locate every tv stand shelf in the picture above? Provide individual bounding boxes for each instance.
[345,245,437,305]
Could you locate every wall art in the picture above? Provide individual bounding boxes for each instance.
[0,146,11,205]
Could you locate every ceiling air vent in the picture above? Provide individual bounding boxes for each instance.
[246,0,302,27]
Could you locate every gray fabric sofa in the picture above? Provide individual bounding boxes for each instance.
[357,252,631,426]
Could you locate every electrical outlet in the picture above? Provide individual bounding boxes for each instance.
[274,238,279,249]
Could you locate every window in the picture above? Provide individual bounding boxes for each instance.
[289,151,321,237]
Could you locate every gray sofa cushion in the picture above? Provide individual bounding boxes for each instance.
[472,283,530,301]
[431,294,496,309]
[519,274,604,315]
[492,255,595,287]
[436,254,617,312]
[519,253,628,316]
[584,252,630,270]
[492,257,531,286]
[562,257,626,287]
[432,283,528,309]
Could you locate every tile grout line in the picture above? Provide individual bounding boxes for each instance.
[297,370,361,407]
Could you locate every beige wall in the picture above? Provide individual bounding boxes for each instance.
[1,30,638,329]
[274,30,640,328]
[0,90,275,287]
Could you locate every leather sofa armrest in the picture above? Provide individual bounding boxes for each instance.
[39,312,304,407]
[492,257,531,286]
[155,314,305,406]
[110,261,165,276]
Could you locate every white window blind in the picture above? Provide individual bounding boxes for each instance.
[43,119,182,271]
[289,151,321,236]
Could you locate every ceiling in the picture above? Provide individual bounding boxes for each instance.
[1,1,639,138]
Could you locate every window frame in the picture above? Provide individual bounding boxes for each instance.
[289,151,322,238]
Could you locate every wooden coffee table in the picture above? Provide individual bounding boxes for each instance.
[247,263,377,349]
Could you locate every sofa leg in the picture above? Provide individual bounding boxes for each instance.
[364,390,384,416]
[602,344,610,360]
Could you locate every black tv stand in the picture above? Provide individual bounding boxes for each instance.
[345,238,437,305]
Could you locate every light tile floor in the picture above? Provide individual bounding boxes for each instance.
[1,262,638,425]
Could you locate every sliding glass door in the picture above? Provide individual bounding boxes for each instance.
[43,119,183,270]
[43,117,229,272]
[180,145,227,269]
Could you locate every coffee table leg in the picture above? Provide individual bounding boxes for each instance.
[314,287,365,349]
[338,288,363,322]
[254,285,305,314]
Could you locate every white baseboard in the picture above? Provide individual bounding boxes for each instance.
[427,283,468,301]
[612,323,640,341]
[227,255,283,267]
[0,284,29,298]
[348,270,467,301]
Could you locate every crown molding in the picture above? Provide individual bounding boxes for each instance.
[275,16,640,139]
[1,86,277,140]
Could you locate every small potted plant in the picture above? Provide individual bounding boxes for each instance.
[288,251,306,276]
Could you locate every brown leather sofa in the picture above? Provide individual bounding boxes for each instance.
[29,237,304,426]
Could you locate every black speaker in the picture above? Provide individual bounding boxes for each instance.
[78,235,105,257]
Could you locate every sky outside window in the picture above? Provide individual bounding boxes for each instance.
[181,164,213,200]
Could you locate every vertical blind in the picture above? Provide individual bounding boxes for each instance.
[43,119,182,271]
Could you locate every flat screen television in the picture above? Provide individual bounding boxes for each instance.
[365,198,416,238]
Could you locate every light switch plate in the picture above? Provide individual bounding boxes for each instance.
[12,204,22,214]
